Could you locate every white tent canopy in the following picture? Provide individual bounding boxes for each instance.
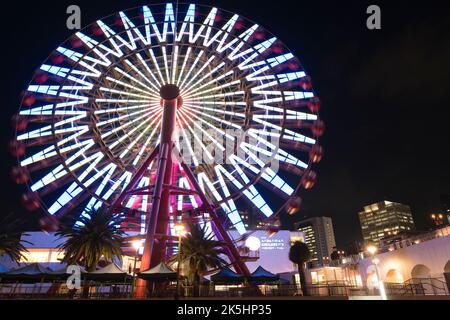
[140,262,175,275]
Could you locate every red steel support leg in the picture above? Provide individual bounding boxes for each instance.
[136,89,178,297]
[180,162,251,277]
[110,146,159,212]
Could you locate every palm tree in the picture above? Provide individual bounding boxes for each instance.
[0,213,31,265]
[57,207,124,272]
[170,223,227,297]
[289,241,311,296]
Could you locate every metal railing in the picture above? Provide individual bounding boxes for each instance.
[0,279,448,299]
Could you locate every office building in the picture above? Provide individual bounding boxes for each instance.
[294,216,336,267]
[358,201,415,246]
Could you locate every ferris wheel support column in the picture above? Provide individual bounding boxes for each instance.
[136,85,179,298]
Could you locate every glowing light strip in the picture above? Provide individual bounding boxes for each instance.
[124,59,161,95]
[171,45,179,84]
[182,104,242,130]
[178,109,225,152]
[181,55,216,92]
[161,47,171,84]
[176,4,195,42]
[132,123,161,166]
[119,110,163,159]
[176,116,200,167]
[179,50,204,89]
[176,47,191,86]
[180,62,227,96]
[99,87,154,99]
[239,144,294,195]
[149,49,166,85]
[178,107,235,141]
[136,53,163,88]
[79,163,118,223]
[113,67,154,93]
[252,118,316,144]
[94,103,154,115]
[99,109,157,139]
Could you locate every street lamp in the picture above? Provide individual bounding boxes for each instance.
[174,224,187,299]
[366,245,387,300]
[131,240,143,296]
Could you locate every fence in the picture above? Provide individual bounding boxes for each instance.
[0,279,448,299]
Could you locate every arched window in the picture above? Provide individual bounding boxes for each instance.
[411,264,431,279]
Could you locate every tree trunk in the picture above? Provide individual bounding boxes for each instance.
[83,265,96,299]
[298,263,308,296]
[193,273,200,297]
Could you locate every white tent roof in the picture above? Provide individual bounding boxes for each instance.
[140,262,175,275]
[90,263,126,274]
[6,263,52,275]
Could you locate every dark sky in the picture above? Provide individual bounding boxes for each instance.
[1,0,449,248]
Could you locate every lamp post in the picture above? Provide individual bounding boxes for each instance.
[174,224,186,299]
[131,240,142,296]
[366,245,387,300]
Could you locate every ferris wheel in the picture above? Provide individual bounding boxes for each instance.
[11,3,324,276]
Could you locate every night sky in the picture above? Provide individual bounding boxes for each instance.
[1,0,449,248]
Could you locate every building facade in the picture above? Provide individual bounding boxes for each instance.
[294,216,336,267]
[358,201,415,246]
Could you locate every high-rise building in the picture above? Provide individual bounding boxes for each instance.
[440,194,450,224]
[294,216,336,267]
[358,201,415,246]
[239,208,272,230]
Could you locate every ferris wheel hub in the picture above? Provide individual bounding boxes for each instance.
[159,84,180,100]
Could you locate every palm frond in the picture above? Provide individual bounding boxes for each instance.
[56,207,124,271]
[0,213,31,265]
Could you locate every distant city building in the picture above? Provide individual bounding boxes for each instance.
[440,193,450,224]
[294,216,336,267]
[358,201,415,246]
[239,208,272,230]
[239,210,250,228]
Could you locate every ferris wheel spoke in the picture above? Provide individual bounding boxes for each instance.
[119,111,163,160]
[178,107,236,141]
[99,109,157,141]
[99,87,154,100]
[112,66,155,93]
[247,130,309,169]
[107,115,155,152]
[178,50,204,89]
[215,162,273,218]
[178,112,216,162]
[180,63,229,97]
[132,124,161,166]
[182,104,242,130]
[134,53,163,89]
[79,162,119,222]
[175,47,191,87]
[123,59,161,96]
[196,171,246,235]
[171,45,179,84]
[238,144,295,196]
[149,49,167,85]
[178,109,226,152]
[30,141,96,193]
[94,103,155,115]
[180,55,216,92]
[183,78,240,99]
[104,76,155,98]
[176,116,200,167]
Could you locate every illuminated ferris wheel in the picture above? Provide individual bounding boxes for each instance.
[11,3,324,276]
